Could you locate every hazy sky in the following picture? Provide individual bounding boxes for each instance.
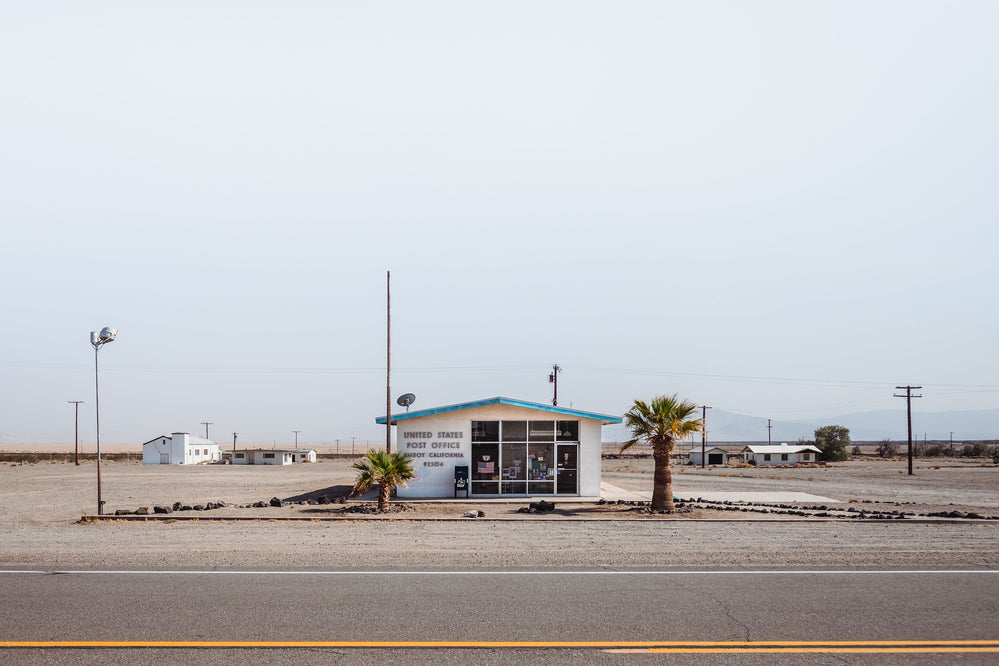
[2,1,997,446]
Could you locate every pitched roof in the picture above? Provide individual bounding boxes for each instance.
[688,446,728,455]
[375,396,623,425]
[742,445,821,454]
[140,434,217,446]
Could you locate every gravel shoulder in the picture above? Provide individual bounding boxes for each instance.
[1,457,996,570]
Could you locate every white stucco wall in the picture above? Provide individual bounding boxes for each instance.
[688,447,728,466]
[142,433,220,464]
[393,403,606,498]
[142,436,173,464]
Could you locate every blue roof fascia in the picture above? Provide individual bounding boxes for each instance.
[375,396,623,425]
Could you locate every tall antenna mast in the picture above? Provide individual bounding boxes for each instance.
[548,364,562,406]
[386,270,392,454]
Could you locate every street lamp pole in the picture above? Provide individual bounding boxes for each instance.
[91,327,116,515]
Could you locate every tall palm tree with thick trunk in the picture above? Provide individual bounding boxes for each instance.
[352,450,417,511]
[621,394,702,511]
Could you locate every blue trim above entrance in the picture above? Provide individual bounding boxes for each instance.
[376,396,622,425]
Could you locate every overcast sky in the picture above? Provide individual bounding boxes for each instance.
[2,1,997,446]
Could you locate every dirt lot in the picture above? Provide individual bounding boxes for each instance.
[0,456,996,569]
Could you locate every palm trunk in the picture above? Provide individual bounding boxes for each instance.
[651,449,675,512]
[378,482,391,511]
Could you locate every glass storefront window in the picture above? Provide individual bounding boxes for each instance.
[557,421,579,441]
[468,421,579,497]
[528,442,554,480]
[501,421,527,442]
[529,421,554,441]
[502,442,527,481]
[472,442,499,495]
[472,421,499,442]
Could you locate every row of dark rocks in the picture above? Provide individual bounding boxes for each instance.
[114,500,229,516]
[109,495,417,516]
[594,497,996,520]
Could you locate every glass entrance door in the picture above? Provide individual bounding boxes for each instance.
[555,444,578,495]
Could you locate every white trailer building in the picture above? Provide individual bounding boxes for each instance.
[142,433,221,465]
[230,448,317,465]
[743,443,821,466]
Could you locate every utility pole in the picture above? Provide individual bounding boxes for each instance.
[293,430,301,449]
[767,419,773,445]
[894,385,922,475]
[386,270,392,454]
[232,432,237,452]
[352,436,356,455]
[201,421,212,441]
[549,364,562,406]
[950,431,954,456]
[700,405,712,468]
[68,401,84,466]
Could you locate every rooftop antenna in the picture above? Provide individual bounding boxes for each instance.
[548,363,562,406]
[397,393,416,412]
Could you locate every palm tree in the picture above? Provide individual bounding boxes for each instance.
[352,450,417,511]
[621,394,702,511]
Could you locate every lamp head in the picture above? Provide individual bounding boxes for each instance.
[90,331,99,345]
[99,327,117,343]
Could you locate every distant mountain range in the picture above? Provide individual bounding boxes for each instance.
[603,409,999,443]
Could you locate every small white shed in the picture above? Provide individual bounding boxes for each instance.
[688,446,729,466]
[743,444,821,466]
[230,448,317,465]
[142,433,221,465]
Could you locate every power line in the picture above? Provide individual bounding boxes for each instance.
[6,359,999,394]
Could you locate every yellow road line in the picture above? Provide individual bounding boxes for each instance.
[646,647,999,654]
[2,640,998,650]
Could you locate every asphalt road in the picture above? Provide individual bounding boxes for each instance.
[1,568,997,665]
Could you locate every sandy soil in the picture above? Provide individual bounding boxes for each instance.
[0,457,996,569]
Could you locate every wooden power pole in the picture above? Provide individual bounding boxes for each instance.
[69,401,84,465]
[700,405,712,468]
[894,385,922,475]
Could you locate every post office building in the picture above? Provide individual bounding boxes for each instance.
[376,397,622,498]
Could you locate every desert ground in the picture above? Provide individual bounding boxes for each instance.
[0,454,996,569]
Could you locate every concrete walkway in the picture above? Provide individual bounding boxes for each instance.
[600,482,839,504]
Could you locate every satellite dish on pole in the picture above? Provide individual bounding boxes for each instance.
[397,393,416,412]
